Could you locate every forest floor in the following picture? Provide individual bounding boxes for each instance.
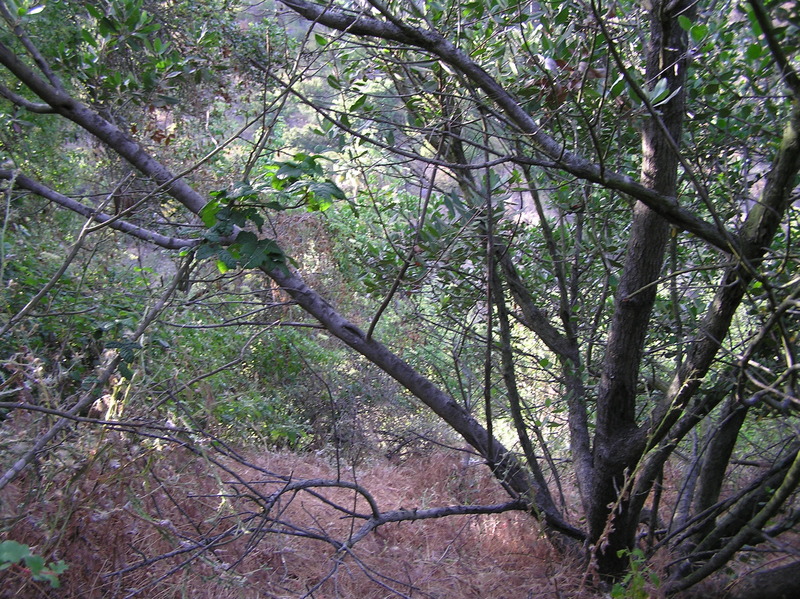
[1,416,730,598]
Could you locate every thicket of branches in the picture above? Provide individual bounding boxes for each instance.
[1,0,799,596]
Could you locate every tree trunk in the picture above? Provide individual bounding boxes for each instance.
[689,401,749,541]
[725,561,800,599]
[589,1,692,578]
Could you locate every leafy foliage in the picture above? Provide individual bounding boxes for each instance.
[194,154,347,274]
[0,540,68,588]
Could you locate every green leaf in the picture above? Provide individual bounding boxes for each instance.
[276,163,305,180]
[677,15,692,31]
[106,340,142,364]
[85,4,104,19]
[0,540,31,564]
[98,17,118,36]
[350,94,368,111]
[233,233,285,270]
[308,180,345,203]
[250,211,265,231]
[690,24,708,43]
[80,29,98,47]
[154,94,180,106]
[746,6,763,36]
[25,554,45,575]
[217,249,237,271]
[118,362,133,379]
[235,231,259,252]
[36,572,61,588]
[195,243,218,261]
[125,7,142,30]
[649,78,669,103]
[199,198,222,227]
[609,75,626,98]
[327,74,341,90]
[314,33,327,46]
[745,42,763,61]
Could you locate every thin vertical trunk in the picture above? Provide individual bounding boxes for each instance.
[590,1,692,577]
[691,401,749,535]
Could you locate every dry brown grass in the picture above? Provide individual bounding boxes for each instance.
[1,427,603,599]
[4,405,761,599]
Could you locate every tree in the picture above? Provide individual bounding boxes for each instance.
[1,0,799,594]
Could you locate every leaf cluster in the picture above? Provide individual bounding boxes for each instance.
[0,540,68,589]
[195,154,348,275]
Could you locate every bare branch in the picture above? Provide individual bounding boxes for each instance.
[0,80,52,112]
[0,169,200,249]
[344,499,526,549]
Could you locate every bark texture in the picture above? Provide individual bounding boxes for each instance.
[589,0,692,577]
[725,561,800,599]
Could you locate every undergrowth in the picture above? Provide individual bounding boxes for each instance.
[0,424,589,599]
